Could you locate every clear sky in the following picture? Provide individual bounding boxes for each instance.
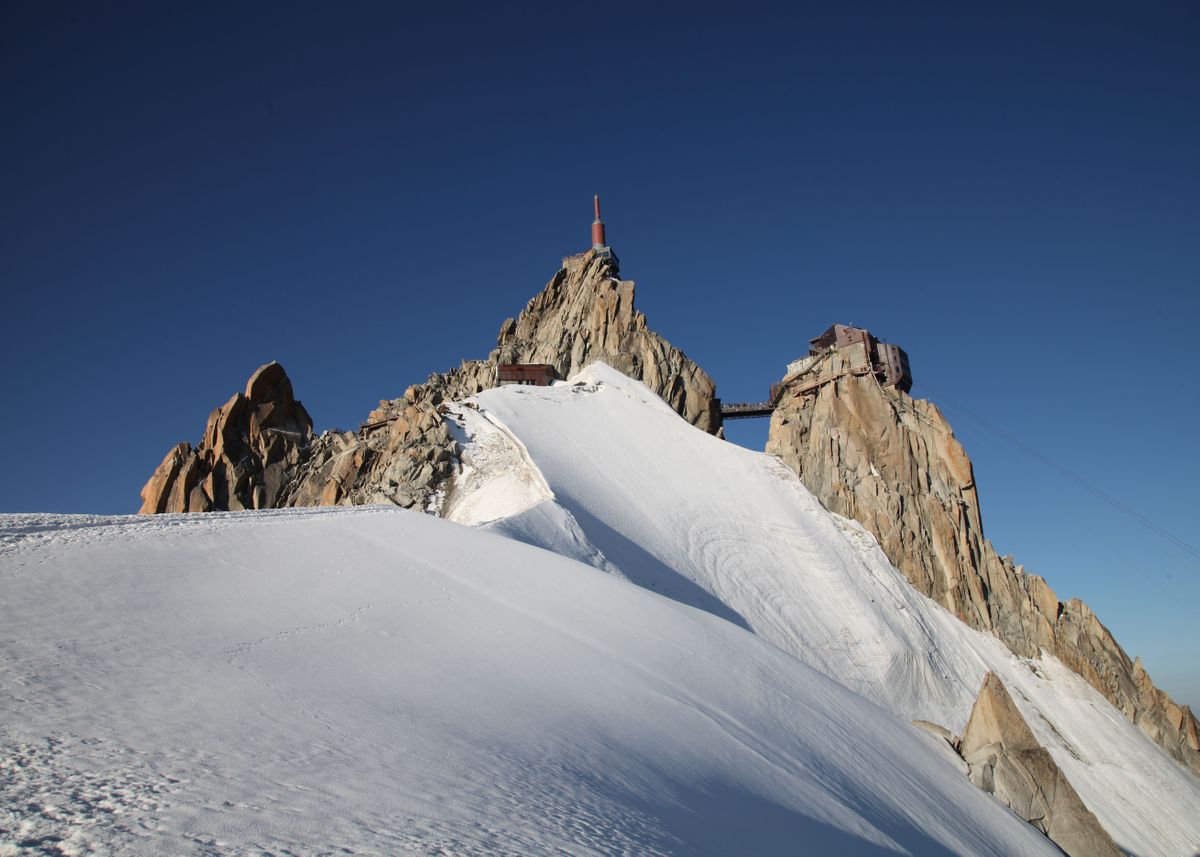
[3,3,1198,710]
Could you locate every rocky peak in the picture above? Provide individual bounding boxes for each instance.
[139,362,313,514]
[766,343,1200,776]
[494,251,720,432]
[139,249,720,514]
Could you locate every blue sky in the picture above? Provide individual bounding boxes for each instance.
[3,3,1198,709]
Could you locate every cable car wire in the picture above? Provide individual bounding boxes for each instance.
[917,383,1200,575]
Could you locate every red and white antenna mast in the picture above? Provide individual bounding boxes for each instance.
[591,194,607,251]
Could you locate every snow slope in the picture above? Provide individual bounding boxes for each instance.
[446,364,1200,857]
[1,508,1059,856]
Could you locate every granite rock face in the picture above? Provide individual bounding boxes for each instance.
[960,673,1122,857]
[283,358,489,512]
[766,346,1200,776]
[138,362,313,513]
[493,251,720,433]
[140,250,720,514]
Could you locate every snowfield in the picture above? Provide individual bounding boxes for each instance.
[4,509,1056,856]
[1,364,1197,855]
[445,364,1200,856]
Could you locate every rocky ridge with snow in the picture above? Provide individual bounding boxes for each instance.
[131,247,1200,853]
[765,345,1200,775]
[139,250,718,514]
[440,363,1200,855]
[492,251,720,433]
[958,672,1121,856]
[138,362,314,514]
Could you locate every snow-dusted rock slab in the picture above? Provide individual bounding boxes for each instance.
[961,673,1121,857]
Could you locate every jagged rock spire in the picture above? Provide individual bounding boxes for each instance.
[140,249,719,514]
[139,362,313,514]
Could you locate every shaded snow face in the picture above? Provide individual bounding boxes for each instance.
[452,362,1200,857]
[0,508,1059,857]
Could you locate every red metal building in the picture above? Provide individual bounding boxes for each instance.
[497,364,556,386]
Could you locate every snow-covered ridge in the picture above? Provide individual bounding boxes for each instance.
[2,508,1055,856]
[446,362,1200,857]
[3,363,1197,855]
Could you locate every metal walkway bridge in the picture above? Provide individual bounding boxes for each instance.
[719,361,874,421]
[719,401,776,420]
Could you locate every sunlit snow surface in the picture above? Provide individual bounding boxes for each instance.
[446,364,1200,856]
[3,509,1054,856]
[0,365,1196,855]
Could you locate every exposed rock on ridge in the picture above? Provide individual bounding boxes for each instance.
[766,346,1200,776]
[493,252,720,433]
[960,673,1121,857]
[138,362,313,513]
[140,250,719,514]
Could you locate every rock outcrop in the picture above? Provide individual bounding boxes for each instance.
[492,252,720,433]
[139,362,313,513]
[960,673,1122,856]
[140,250,719,514]
[766,344,1200,776]
[911,719,961,750]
